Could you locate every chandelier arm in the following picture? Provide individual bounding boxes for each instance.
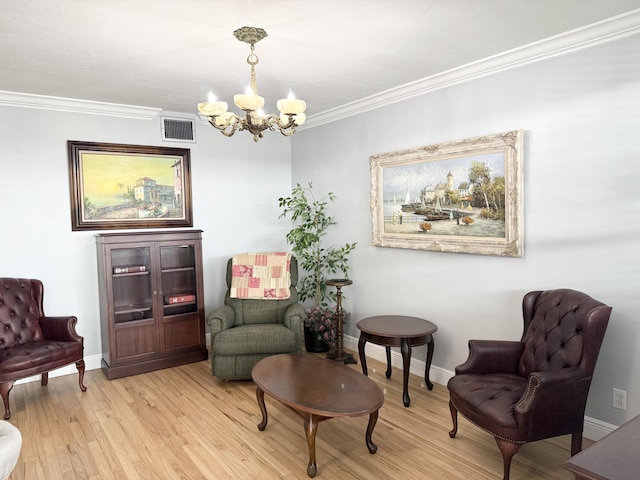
[279,127,296,137]
[207,115,242,137]
[274,114,296,130]
[267,114,297,136]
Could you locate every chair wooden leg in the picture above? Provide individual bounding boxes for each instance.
[448,401,458,438]
[570,430,583,456]
[495,438,522,480]
[76,359,87,392]
[1,381,15,420]
[41,371,48,386]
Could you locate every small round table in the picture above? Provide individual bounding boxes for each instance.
[357,315,437,407]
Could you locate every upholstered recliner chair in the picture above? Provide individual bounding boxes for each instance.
[447,289,612,480]
[206,254,306,380]
[0,278,86,419]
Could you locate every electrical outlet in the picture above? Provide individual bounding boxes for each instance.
[613,388,627,410]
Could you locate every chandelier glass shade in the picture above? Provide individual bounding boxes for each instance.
[197,27,307,142]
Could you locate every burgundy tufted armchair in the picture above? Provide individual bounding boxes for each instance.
[447,289,612,480]
[0,278,86,419]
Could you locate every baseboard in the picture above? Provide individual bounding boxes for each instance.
[343,334,616,441]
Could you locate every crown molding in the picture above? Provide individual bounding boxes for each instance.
[301,8,640,130]
[0,90,161,120]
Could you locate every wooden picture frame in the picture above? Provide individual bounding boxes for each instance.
[68,141,193,231]
[370,130,523,257]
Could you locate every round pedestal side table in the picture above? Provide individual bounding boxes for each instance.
[357,315,437,407]
[325,279,357,365]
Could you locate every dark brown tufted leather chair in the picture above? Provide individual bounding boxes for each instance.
[447,289,612,480]
[0,278,86,419]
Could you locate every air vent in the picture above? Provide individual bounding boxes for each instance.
[161,117,195,143]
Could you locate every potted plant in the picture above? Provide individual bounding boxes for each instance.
[279,182,356,352]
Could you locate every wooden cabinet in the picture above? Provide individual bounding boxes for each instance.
[96,230,207,379]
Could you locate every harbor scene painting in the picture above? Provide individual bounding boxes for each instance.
[370,130,524,257]
[68,141,193,231]
[382,152,506,238]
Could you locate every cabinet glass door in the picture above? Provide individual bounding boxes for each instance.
[111,247,153,323]
[160,244,197,316]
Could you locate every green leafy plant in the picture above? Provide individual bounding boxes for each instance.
[279,182,356,343]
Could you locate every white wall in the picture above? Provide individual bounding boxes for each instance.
[290,34,640,431]
[0,106,292,364]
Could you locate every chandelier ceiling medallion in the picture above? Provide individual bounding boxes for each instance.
[197,26,307,142]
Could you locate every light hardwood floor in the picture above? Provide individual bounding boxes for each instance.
[6,351,586,479]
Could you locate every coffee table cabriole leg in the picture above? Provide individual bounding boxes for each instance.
[365,410,379,454]
[303,414,319,477]
[256,387,268,431]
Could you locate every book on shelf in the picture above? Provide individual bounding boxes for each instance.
[113,265,147,274]
[164,294,196,305]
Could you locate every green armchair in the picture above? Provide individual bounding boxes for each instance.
[206,255,306,380]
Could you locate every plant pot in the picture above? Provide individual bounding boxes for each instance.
[304,325,330,353]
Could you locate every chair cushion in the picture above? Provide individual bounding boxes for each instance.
[0,340,83,381]
[212,324,298,356]
[227,298,293,326]
[448,373,527,430]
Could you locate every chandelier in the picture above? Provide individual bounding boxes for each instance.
[197,27,307,142]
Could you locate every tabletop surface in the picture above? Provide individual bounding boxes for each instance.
[356,315,438,338]
[564,414,640,480]
[252,354,384,417]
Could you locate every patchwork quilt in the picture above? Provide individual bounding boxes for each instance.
[230,252,292,300]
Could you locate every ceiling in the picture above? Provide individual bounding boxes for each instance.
[2,1,640,121]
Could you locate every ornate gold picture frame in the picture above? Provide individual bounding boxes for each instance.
[370,130,523,257]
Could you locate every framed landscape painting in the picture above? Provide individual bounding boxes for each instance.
[68,141,193,231]
[370,130,523,257]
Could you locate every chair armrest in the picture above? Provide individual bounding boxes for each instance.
[515,367,590,438]
[206,305,235,334]
[516,367,585,414]
[39,315,83,343]
[455,339,524,375]
[284,303,306,353]
[283,303,306,328]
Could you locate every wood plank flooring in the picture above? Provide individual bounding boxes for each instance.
[5,351,587,479]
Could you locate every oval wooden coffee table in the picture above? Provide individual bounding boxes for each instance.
[252,353,384,477]
[357,315,437,407]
